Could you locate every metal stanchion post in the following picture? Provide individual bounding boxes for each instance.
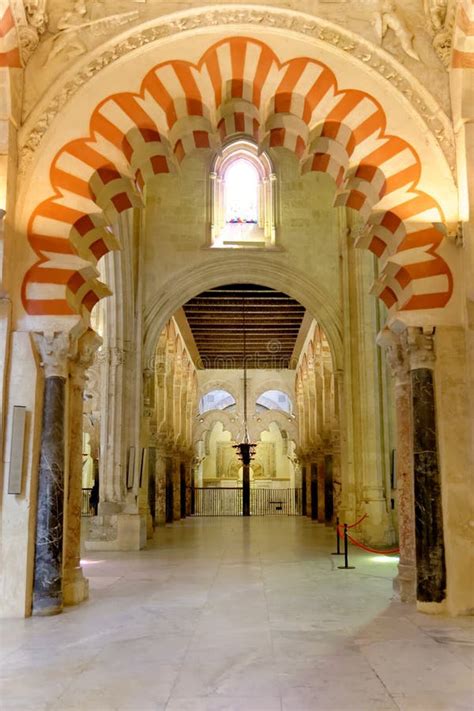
[338,523,355,569]
[332,516,342,555]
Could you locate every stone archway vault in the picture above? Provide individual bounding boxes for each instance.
[142,257,343,371]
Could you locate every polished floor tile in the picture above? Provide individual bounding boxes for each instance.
[0,517,473,710]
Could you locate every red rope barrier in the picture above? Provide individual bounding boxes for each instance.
[347,513,368,529]
[347,532,400,555]
[336,514,400,555]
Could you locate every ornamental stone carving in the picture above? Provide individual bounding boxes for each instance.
[424,0,456,66]
[70,331,102,388]
[377,329,410,384]
[32,331,70,378]
[374,1,419,61]
[9,0,46,65]
[407,326,436,370]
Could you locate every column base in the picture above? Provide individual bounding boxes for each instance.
[84,514,146,551]
[359,496,396,547]
[63,566,89,606]
[146,511,154,539]
[32,595,62,616]
[417,600,447,614]
[393,561,416,603]
[396,563,416,603]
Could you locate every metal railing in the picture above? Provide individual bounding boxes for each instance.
[81,488,92,516]
[251,488,302,516]
[193,487,302,516]
[194,487,243,516]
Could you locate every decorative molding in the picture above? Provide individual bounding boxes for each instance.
[18,5,455,175]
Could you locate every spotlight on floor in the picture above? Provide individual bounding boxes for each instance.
[369,555,399,563]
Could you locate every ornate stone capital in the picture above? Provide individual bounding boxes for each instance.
[109,346,126,368]
[407,326,436,370]
[70,330,102,388]
[377,328,410,384]
[33,331,70,378]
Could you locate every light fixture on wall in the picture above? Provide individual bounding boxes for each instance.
[232,295,256,516]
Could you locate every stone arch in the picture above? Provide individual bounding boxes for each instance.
[196,412,240,451]
[143,257,343,372]
[197,379,240,408]
[250,412,297,444]
[18,30,456,325]
[252,382,295,416]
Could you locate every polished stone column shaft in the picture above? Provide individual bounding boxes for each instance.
[242,463,250,517]
[32,332,69,616]
[63,332,100,605]
[310,462,318,520]
[409,328,446,605]
[317,455,326,523]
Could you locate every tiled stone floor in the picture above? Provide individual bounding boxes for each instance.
[1,517,473,711]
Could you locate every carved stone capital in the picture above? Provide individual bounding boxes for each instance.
[407,326,436,370]
[70,330,102,388]
[377,328,410,384]
[109,346,126,368]
[33,331,70,378]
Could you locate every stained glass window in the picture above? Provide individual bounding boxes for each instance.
[224,159,259,224]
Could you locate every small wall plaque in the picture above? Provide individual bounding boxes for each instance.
[8,406,26,494]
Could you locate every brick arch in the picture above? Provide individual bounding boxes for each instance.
[22,36,453,319]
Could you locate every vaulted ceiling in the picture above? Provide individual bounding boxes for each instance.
[182,284,306,369]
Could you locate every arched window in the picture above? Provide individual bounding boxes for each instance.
[224,160,258,224]
[209,139,277,248]
[199,389,236,414]
[256,389,293,414]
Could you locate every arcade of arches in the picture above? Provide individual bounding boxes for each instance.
[0,0,473,706]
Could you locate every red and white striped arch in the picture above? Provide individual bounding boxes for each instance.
[0,3,21,68]
[22,36,454,320]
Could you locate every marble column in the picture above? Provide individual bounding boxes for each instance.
[242,463,250,517]
[63,331,101,606]
[379,329,416,603]
[154,450,167,525]
[408,327,446,606]
[301,461,307,516]
[317,454,326,523]
[32,332,70,616]
[331,436,342,519]
[185,459,193,516]
[310,462,318,520]
[173,454,181,521]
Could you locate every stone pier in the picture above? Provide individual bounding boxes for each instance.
[63,332,101,606]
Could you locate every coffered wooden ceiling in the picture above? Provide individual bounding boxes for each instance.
[182,285,306,369]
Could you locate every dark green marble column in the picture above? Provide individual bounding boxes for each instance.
[409,328,446,604]
[32,332,70,616]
